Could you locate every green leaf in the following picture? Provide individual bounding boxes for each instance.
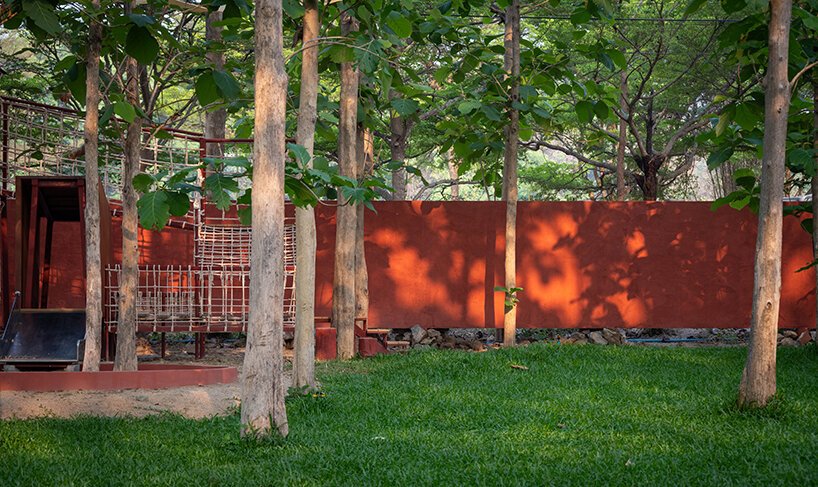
[282,0,305,19]
[570,8,592,25]
[386,11,412,38]
[132,173,155,193]
[125,26,160,65]
[287,143,311,166]
[575,100,594,123]
[213,70,241,100]
[593,101,610,120]
[165,191,190,217]
[237,206,252,226]
[204,174,239,210]
[684,0,708,17]
[22,0,60,35]
[733,103,760,131]
[458,100,481,115]
[128,14,155,27]
[114,101,137,124]
[195,71,219,106]
[788,148,813,172]
[137,191,170,230]
[714,110,733,136]
[328,45,355,64]
[706,146,734,169]
[481,105,502,121]
[391,98,420,117]
[607,50,627,69]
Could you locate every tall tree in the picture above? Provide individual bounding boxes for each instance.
[241,0,289,437]
[616,70,628,200]
[82,0,103,372]
[333,9,359,360]
[738,0,792,408]
[114,0,141,372]
[355,127,372,325]
[293,0,319,391]
[502,0,520,346]
[813,72,818,354]
[204,8,227,155]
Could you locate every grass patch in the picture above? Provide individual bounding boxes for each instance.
[2,344,818,485]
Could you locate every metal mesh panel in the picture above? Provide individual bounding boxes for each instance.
[105,262,296,333]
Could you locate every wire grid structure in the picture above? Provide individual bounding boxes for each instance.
[0,96,296,333]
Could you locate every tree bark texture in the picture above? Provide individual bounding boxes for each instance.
[82,0,103,372]
[502,0,520,347]
[293,0,319,391]
[355,127,372,323]
[389,99,409,200]
[738,0,791,408]
[241,0,289,438]
[812,72,818,353]
[616,70,628,200]
[333,10,359,360]
[447,148,459,200]
[114,0,140,372]
[204,9,227,157]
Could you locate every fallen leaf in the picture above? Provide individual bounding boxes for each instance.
[510,364,529,370]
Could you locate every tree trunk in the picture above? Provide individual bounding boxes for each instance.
[114,0,141,372]
[355,127,372,323]
[241,0,289,438]
[738,0,791,408]
[811,71,818,349]
[293,0,319,391]
[205,9,227,157]
[82,0,103,372]
[447,148,459,200]
[333,10,359,360]
[389,102,408,200]
[502,0,520,347]
[616,70,628,200]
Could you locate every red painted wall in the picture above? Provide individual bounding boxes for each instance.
[3,199,815,329]
[313,201,816,329]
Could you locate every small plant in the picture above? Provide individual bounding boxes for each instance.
[495,286,524,310]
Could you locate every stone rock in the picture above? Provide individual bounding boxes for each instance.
[588,331,607,345]
[574,338,589,345]
[561,337,576,344]
[420,337,434,345]
[601,328,623,345]
[783,330,798,339]
[797,331,812,345]
[413,344,433,351]
[780,337,798,347]
[410,325,427,344]
[776,333,784,341]
[427,329,441,339]
[468,340,485,352]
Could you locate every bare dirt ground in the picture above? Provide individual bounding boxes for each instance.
[0,341,293,420]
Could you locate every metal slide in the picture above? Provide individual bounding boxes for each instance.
[0,294,86,368]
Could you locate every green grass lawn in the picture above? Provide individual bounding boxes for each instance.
[2,344,818,486]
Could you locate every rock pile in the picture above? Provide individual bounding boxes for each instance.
[777,329,815,347]
[389,326,629,351]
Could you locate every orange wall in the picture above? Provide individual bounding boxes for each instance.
[313,201,816,329]
[4,200,816,329]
